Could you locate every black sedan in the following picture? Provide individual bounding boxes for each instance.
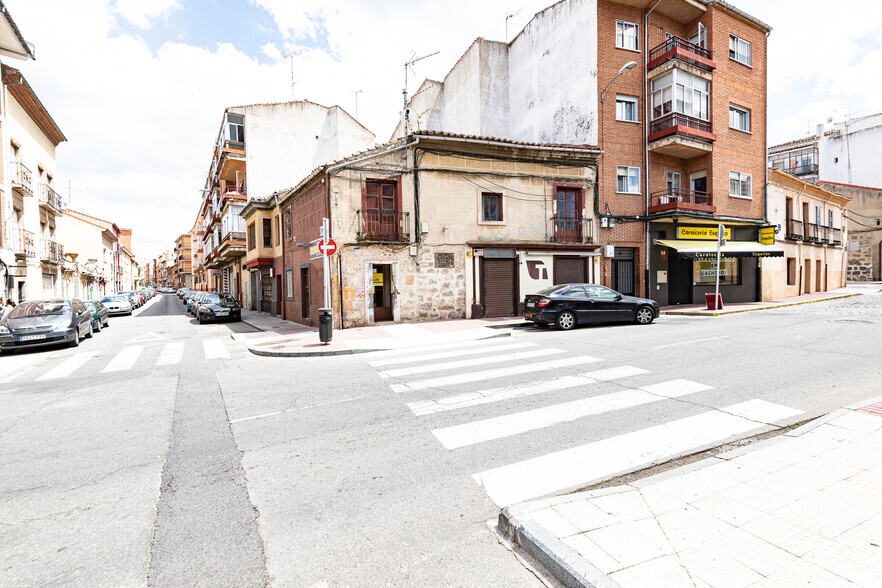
[196,292,241,324]
[0,299,94,352]
[524,284,659,330]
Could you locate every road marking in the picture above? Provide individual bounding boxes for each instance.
[155,342,185,366]
[230,410,283,424]
[368,342,537,367]
[125,331,166,345]
[653,336,727,349]
[377,348,559,378]
[0,353,46,383]
[395,355,603,392]
[432,380,713,450]
[722,399,804,424]
[102,346,145,373]
[472,400,800,507]
[204,339,230,359]
[230,395,371,424]
[36,352,97,381]
[406,366,649,416]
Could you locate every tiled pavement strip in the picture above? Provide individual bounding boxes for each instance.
[499,396,882,588]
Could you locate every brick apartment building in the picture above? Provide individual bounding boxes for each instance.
[394,0,775,307]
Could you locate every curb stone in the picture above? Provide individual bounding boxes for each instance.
[663,292,861,316]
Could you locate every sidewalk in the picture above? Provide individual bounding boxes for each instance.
[235,309,523,357]
[499,396,882,588]
[661,282,881,316]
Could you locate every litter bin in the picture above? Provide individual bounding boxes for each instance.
[705,293,723,311]
[318,307,333,343]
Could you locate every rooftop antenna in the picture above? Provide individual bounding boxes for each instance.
[284,50,305,100]
[505,8,523,42]
[403,50,439,136]
[354,89,363,119]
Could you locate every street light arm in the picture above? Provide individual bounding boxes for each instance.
[600,61,637,104]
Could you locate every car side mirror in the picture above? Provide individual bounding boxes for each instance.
[615,294,623,301]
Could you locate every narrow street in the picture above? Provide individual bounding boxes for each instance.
[2,291,882,585]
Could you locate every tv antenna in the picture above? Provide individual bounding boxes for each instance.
[354,89,363,119]
[505,8,523,41]
[403,51,439,136]
[284,50,305,100]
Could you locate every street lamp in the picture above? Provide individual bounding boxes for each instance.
[600,61,637,104]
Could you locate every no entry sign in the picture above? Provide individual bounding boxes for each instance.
[318,238,337,256]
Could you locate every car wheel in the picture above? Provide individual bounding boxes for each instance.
[197,313,204,324]
[635,306,655,325]
[94,320,102,333]
[555,310,577,331]
[85,322,94,338]
[69,330,80,347]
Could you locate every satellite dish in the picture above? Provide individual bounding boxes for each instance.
[0,249,15,266]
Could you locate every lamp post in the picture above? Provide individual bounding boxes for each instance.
[600,61,637,105]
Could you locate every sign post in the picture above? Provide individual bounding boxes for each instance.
[714,223,724,310]
[321,218,332,309]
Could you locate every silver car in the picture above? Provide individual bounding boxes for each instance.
[100,295,133,316]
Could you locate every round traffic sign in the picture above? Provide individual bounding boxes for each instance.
[318,238,338,256]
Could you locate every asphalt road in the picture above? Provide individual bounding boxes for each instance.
[2,289,882,586]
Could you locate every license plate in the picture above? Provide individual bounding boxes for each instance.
[526,302,535,308]
[215,310,229,316]
[20,334,46,341]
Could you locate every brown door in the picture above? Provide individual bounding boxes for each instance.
[261,273,272,313]
[300,267,310,318]
[804,259,811,293]
[554,257,587,284]
[482,258,517,317]
[365,181,399,240]
[372,264,393,322]
[555,188,582,242]
[816,260,823,292]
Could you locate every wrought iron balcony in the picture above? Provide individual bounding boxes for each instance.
[40,239,64,264]
[357,210,410,242]
[648,113,716,158]
[805,223,821,243]
[8,228,36,257]
[787,164,819,177]
[550,215,595,244]
[830,227,842,246]
[785,219,803,241]
[648,189,715,215]
[648,36,716,72]
[10,161,33,195]
[38,184,64,212]
[223,140,245,153]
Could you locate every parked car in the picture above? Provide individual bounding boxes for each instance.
[0,299,94,352]
[188,292,206,315]
[177,288,190,299]
[83,300,110,332]
[523,284,659,330]
[100,295,133,316]
[183,290,197,307]
[196,292,242,324]
[118,291,142,308]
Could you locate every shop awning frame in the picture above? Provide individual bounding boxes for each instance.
[654,239,785,259]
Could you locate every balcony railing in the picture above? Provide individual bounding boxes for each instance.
[648,36,715,72]
[830,227,842,246]
[8,228,36,257]
[10,161,33,194]
[649,113,714,141]
[785,219,803,241]
[786,164,819,177]
[357,210,410,242]
[223,140,245,152]
[550,216,595,244]
[819,226,831,245]
[805,223,820,243]
[40,239,64,264]
[648,189,715,215]
[38,184,64,212]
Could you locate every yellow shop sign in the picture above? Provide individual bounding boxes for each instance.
[677,226,731,240]
[759,226,776,245]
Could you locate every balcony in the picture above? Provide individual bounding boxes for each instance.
[786,164,819,177]
[38,184,64,213]
[40,239,64,264]
[648,113,716,159]
[356,210,410,242]
[217,230,247,258]
[10,161,33,195]
[648,36,716,73]
[550,216,595,244]
[648,189,715,215]
[830,227,842,246]
[785,219,803,241]
[218,140,246,182]
[8,228,36,257]
[805,223,821,243]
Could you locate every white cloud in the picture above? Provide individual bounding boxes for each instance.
[113,0,182,30]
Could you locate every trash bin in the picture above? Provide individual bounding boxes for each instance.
[318,307,333,343]
[704,293,723,310]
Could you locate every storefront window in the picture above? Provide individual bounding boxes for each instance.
[692,258,741,286]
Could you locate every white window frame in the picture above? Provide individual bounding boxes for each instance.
[617,166,641,194]
[729,104,750,132]
[729,34,752,66]
[615,95,639,122]
[665,171,682,192]
[616,20,639,51]
[650,69,709,121]
[728,171,752,199]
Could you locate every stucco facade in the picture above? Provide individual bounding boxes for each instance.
[818,181,882,282]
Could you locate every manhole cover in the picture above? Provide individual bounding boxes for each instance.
[830,319,874,324]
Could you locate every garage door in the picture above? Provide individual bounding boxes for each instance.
[482,258,517,318]
[554,256,587,284]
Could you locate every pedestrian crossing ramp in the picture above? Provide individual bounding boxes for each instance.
[368,338,805,508]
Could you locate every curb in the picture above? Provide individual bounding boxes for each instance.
[663,292,861,316]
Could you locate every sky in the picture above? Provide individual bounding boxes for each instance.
[5,0,882,261]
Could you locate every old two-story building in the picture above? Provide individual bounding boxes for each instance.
[56,209,119,299]
[241,196,281,314]
[393,0,772,307]
[762,169,848,298]
[276,132,600,328]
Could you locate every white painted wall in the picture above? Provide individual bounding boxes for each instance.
[818,114,882,188]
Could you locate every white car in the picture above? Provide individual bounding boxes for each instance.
[100,295,133,316]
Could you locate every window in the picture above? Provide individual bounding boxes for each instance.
[693,259,742,286]
[482,193,503,222]
[616,96,639,122]
[276,216,281,246]
[617,166,641,194]
[787,258,797,286]
[828,209,834,229]
[247,223,256,250]
[227,114,245,142]
[616,21,639,50]
[729,105,750,132]
[263,218,272,247]
[729,171,752,199]
[285,268,294,299]
[666,171,681,192]
[284,208,292,240]
[815,206,821,226]
[729,34,751,66]
[651,70,709,121]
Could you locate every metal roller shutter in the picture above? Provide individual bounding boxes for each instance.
[482,258,517,318]
[554,257,587,284]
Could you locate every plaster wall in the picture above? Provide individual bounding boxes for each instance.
[818,114,882,188]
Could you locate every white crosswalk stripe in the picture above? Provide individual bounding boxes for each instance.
[36,352,97,381]
[102,346,145,373]
[155,342,185,366]
[473,400,805,507]
[203,339,230,360]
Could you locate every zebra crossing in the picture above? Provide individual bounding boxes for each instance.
[368,337,805,508]
[10,338,239,383]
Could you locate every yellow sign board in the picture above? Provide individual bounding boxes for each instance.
[677,226,731,240]
[759,226,775,245]
[372,272,383,287]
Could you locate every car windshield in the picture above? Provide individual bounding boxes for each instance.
[9,301,68,319]
[83,302,97,311]
[203,293,235,304]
